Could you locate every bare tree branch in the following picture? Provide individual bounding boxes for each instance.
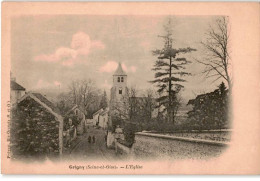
[199,17,232,90]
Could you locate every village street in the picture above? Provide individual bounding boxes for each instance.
[65,127,118,161]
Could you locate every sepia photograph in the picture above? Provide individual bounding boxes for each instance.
[9,14,232,161]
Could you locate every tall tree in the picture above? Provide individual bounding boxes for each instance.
[64,79,101,116]
[199,17,232,90]
[150,19,196,124]
[139,89,156,122]
[99,90,108,109]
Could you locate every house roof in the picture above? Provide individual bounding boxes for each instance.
[65,105,86,116]
[100,108,109,116]
[32,93,61,115]
[93,108,104,116]
[11,81,26,91]
[17,92,62,120]
[113,62,127,76]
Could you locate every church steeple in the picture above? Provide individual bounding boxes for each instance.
[109,62,128,130]
[113,62,127,76]
[111,62,127,99]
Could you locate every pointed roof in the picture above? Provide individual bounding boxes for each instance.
[11,81,26,91]
[100,108,109,116]
[93,108,104,116]
[113,62,127,76]
[65,104,86,116]
[17,92,62,120]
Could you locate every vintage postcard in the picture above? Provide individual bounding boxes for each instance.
[1,2,260,174]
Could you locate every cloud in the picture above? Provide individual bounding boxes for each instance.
[99,61,137,73]
[34,54,57,62]
[36,79,50,89]
[34,31,105,66]
[121,63,128,72]
[91,40,106,49]
[54,81,61,86]
[56,47,77,59]
[130,66,137,73]
[102,80,111,89]
[35,79,62,89]
[99,61,118,73]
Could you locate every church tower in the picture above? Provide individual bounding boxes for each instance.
[109,62,128,129]
[110,62,127,101]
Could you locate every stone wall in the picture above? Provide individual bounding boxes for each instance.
[11,96,62,158]
[133,132,229,160]
[115,140,134,159]
[163,130,231,142]
[115,140,131,155]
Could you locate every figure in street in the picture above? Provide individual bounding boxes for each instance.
[92,136,95,143]
[88,136,92,143]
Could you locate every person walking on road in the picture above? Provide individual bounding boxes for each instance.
[88,136,92,143]
[92,136,95,143]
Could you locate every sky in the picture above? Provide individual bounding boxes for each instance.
[11,15,224,102]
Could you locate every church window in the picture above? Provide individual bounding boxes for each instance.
[117,77,120,82]
[119,88,122,94]
[121,77,124,82]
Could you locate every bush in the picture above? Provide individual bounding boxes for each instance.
[186,82,230,130]
[123,123,137,146]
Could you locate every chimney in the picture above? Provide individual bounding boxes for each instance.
[11,77,16,82]
[10,72,16,82]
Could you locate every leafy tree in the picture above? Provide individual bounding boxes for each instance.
[56,97,70,116]
[139,89,157,123]
[187,82,229,130]
[110,87,156,143]
[99,90,108,109]
[122,123,137,147]
[150,18,196,124]
[63,113,81,130]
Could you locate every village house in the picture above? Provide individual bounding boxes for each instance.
[92,108,109,129]
[85,118,94,128]
[98,108,109,129]
[10,80,26,105]
[12,92,63,158]
[63,117,77,148]
[65,105,86,135]
[93,108,104,127]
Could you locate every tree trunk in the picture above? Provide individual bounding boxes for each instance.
[168,55,173,123]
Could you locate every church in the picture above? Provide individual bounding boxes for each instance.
[106,62,160,148]
[108,62,159,131]
[110,62,128,104]
[109,62,128,130]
